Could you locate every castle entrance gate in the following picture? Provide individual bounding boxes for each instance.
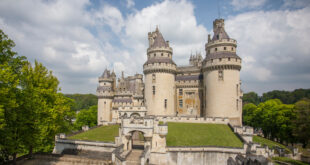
[121,117,154,151]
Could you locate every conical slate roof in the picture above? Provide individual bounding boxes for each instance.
[101,68,110,78]
[212,27,230,41]
[151,28,169,48]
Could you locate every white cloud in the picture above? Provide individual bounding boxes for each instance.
[126,0,135,8]
[231,0,267,10]
[124,0,208,66]
[226,7,310,93]
[94,5,124,33]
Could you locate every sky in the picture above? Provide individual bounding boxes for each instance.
[0,0,310,95]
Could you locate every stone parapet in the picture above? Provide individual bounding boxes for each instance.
[143,62,177,74]
[206,38,237,48]
[53,137,117,154]
[97,91,114,99]
[147,47,173,54]
[155,116,230,124]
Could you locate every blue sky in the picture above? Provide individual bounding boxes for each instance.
[0,0,310,95]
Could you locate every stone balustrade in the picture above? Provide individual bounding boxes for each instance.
[155,116,229,124]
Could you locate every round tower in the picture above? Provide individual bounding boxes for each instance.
[97,69,115,125]
[144,27,176,116]
[203,19,243,126]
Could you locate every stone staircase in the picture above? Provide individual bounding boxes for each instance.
[126,149,143,165]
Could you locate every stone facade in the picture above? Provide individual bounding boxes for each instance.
[97,19,243,126]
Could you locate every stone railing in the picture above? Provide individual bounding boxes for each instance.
[53,138,117,154]
[155,116,229,124]
[167,145,246,153]
[156,125,168,136]
[112,144,131,164]
[140,146,151,165]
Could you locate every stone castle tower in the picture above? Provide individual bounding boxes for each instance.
[143,27,176,116]
[97,69,116,124]
[203,19,243,125]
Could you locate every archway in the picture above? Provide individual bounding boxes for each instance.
[130,131,145,150]
[130,113,140,118]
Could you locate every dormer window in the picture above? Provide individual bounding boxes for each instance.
[161,53,163,56]
[224,47,226,50]
[219,58,222,62]
[215,48,217,51]
[228,57,231,61]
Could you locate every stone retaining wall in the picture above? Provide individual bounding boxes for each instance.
[53,138,117,154]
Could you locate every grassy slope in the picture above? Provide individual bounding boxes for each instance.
[253,135,291,153]
[166,122,243,148]
[68,125,119,142]
[272,157,308,165]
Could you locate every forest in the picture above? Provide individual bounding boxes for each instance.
[242,90,310,148]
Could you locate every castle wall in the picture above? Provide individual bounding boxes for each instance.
[145,72,175,116]
[98,98,112,124]
[149,146,246,165]
[176,87,202,117]
[203,58,242,125]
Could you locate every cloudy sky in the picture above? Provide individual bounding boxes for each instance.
[0,0,310,95]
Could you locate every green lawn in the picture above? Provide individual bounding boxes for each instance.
[68,125,119,142]
[166,122,243,148]
[272,157,308,165]
[253,136,291,153]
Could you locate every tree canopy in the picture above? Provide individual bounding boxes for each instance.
[0,29,75,164]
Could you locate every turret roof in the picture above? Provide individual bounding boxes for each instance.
[212,27,230,41]
[151,28,169,48]
[101,68,110,78]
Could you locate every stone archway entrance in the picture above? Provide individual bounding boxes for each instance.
[131,131,145,150]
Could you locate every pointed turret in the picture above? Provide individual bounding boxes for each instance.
[203,18,243,126]
[144,28,176,116]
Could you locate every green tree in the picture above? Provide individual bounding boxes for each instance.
[20,61,75,153]
[65,94,97,111]
[242,92,260,105]
[243,99,295,144]
[0,29,27,163]
[0,29,75,164]
[293,99,310,147]
[74,105,97,130]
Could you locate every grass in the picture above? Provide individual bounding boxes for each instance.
[272,157,308,165]
[68,125,119,142]
[166,122,243,148]
[253,135,291,153]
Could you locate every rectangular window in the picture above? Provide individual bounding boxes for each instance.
[236,84,239,95]
[179,89,183,95]
[164,99,167,108]
[218,70,224,81]
[179,99,183,107]
[152,74,156,83]
[236,99,239,111]
[152,86,155,95]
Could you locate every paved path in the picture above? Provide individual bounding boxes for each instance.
[126,149,143,165]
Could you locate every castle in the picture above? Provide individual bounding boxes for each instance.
[52,19,272,165]
[97,18,243,126]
